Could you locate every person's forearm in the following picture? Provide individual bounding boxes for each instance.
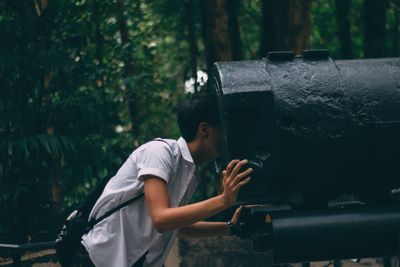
[177,221,230,238]
[153,195,230,233]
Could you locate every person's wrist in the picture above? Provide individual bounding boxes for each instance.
[219,193,234,208]
[226,220,233,235]
[226,220,238,235]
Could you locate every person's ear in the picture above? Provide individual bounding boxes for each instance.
[198,122,209,139]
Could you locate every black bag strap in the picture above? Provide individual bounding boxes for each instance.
[86,138,172,231]
[152,138,173,150]
[87,192,144,230]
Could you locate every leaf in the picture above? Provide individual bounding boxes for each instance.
[36,135,51,154]
[47,135,60,158]
[0,162,3,180]
[30,137,40,158]
[59,136,77,154]
[19,138,29,157]
[7,141,13,156]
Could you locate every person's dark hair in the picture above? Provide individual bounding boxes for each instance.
[177,92,220,142]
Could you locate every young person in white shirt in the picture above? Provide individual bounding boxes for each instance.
[79,92,253,267]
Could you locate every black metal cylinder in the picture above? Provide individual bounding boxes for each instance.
[239,205,400,263]
[211,53,400,206]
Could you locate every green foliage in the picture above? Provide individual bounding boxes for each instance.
[0,0,399,243]
[239,0,263,59]
[310,0,341,58]
[0,0,185,243]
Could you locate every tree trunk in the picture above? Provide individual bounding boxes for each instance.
[393,0,399,56]
[50,159,62,212]
[363,0,388,58]
[93,0,104,68]
[200,0,242,72]
[186,0,199,91]
[115,0,140,137]
[260,0,278,56]
[226,0,243,60]
[39,0,62,213]
[260,0,311,56]
[335,0,354,59]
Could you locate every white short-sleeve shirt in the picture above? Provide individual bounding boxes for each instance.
[81,137,201,267]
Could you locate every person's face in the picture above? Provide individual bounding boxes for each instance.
[199,123,223,158]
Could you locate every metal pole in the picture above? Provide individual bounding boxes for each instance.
[12,249,21,267]
[333,260,341,267]
[383,257,391,267]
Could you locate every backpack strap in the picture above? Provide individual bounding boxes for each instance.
[152,137,173,150]
[87,191,144,230]
[86,138,172,231]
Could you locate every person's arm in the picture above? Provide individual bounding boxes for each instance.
[143,159,252,233]
[144,179,229,233]
[176,205,244,238]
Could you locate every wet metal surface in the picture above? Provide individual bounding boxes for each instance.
[211,54,400,207]
[238,205,400,263]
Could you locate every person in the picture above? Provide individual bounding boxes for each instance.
[79,92,253,267]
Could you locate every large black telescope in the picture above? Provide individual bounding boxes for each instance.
[210,50,400,263]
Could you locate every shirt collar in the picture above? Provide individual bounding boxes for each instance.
[178,137,195,164]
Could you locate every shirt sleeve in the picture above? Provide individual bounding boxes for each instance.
[136,141,174,184]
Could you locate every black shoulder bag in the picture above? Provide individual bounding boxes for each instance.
[55,138,171,266]
[55,191,144,266]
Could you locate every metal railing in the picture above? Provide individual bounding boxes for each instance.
[0,242,56,267]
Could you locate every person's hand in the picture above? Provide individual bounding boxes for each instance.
[230,204,262,224]
[230,205,243,225]
[220,159,252,207]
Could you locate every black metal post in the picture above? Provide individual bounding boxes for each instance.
[333,259,341,267]
[12,250,21,267]
[383,257,391,267]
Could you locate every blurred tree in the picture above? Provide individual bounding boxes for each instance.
[185,0,199,91]
[364,0,389,58]
[260,0,312,56]
[239,1,262,59]
[396,0,400,55]
[335,0,354,58]
[1,0,399,245]
[115,0,141,137]
[393,0,400,56]
[200,0,242,72]
[388,0,400,56]
[310,0,341,58]
[227,0,243,60]
[0,0,183,243]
